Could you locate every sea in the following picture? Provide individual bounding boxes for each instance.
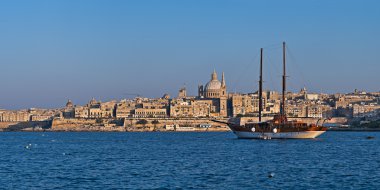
[0,131,379,190]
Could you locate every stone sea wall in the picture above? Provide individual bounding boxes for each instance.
[50,118,230,132]
[51,118,125,132]
[1,116,347,132]
[0,122,17,131]
[0,121,51,131]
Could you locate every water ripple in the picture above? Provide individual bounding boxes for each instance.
[0,132,379,189]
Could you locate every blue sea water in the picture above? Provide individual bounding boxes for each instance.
[0,132,379,190]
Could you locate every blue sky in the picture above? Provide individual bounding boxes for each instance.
[0,0,379,109]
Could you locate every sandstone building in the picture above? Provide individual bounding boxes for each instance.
[197,70,228,117]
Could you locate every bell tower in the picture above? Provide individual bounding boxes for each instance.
[219,72,228,117]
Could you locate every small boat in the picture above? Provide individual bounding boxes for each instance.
[216,42,327,139]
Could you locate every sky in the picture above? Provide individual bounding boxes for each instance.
[0,0,379,109]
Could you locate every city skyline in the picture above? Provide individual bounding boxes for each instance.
[1,0,379,109]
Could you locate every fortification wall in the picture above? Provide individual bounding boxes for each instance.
[1,121,51,131]
[2,116,347,132]
[50,118,229,132]
[51,118,125,132]
[0,122,17,130]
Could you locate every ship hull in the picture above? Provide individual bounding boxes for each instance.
[232,130,326,139]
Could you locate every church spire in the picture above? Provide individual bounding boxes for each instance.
[221,72,226,87]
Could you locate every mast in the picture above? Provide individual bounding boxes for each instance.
[259,48,263,122]
[281,42,286,121]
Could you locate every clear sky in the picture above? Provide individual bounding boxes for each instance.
[0,0,379,109]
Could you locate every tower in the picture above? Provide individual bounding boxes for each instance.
[221,72,227,97]
[178,86,187,98]
[220,72,228,117]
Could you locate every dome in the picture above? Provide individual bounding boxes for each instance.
[205,80,221,90]
[205,70,221,90]
[162,94,170,99]
[89,97,97,105]
[66,99,73,108]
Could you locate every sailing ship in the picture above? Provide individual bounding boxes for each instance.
[216,42,327,139]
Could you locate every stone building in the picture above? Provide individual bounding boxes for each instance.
[265,99,281,114]
[285,100,331,118]
[131,98,169,118]
[178,87,187,98]
[74,106,89,118]
[197,70,228,117]
[0,109,5,121]
[62,99,75,118]
[230,93,254,116]
[74,98,116,119]
[286,104,307,117]
[170,98,211,118]
[0,110,30,122]
[115,100,135,118]
[99,100,116,118]
[134,108,167,118]
[352,103,380,118]
[29,108,59,121]
[230,91,280,117]
[306,105,323,118]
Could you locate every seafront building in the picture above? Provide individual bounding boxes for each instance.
[0,108,60,122]
[0,71,379,127]
[197,70,228,117]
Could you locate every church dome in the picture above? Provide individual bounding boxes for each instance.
[89,97,97,105]
[205,70,222,90]
[162,93,170,99]
[205,80,221,90]
[66,99,73,108]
